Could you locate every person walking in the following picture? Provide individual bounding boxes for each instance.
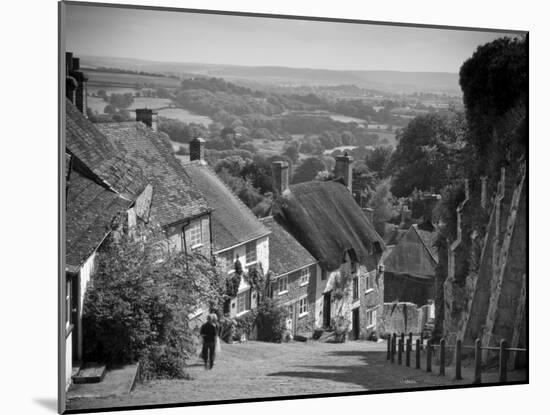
[200,314,218,369]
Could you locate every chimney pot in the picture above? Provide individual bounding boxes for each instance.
[72,57,80,71]
[190,137,206,163]
[272,161,289,196]
[334,154,353,192]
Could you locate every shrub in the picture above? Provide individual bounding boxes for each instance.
[82,225,225,379]
[255,299,287,342]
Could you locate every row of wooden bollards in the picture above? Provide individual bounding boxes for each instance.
[386,333,519,383]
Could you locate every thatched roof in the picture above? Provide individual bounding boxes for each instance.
[272,180,384,272]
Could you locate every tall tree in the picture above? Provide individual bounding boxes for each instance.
[389,112,466,197]
[459,35,527,178]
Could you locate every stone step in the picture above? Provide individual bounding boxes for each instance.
[72,362,107,384]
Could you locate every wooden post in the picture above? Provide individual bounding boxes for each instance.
[406,339,411,367]
[474,338,482,384]
[416,339,421,369]
[391,333,396,363]
[426,341,432,372]
[420,332,424,350]
[408,332,413,346]
[499,339,508,383]
[387,336,391,360]
[439,339,446,376]
[455,339,462,380]
[398,339,403,365]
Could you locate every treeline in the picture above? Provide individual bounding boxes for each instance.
[86,66,179,79]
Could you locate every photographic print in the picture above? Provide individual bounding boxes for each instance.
[59,1,528,413]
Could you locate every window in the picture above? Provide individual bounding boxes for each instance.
[218,250,233,273]
[366,308,377,327]
[300,268,310,286]
[188,221,202,248]
[237,289,251,314]
[352,276,359,300]
[365,274,374,292]
[245,241,257,264]
[277,275,288,294]
[299,297,308,316]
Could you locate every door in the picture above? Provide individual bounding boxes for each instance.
[323,292,331,328]
[286,304,294,333]
[352,308,360,340]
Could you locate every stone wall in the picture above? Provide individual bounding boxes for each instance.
[379,302,422,335]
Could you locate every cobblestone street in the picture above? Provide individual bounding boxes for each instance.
[67,340,486,411]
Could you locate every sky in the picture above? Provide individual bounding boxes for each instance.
[65,3,519,73]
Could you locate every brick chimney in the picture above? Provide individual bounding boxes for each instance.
[65,52,88,114]
[334,153,353,192]
[272,161,289,196]
[135,108,158,131]
[190,137,206,164]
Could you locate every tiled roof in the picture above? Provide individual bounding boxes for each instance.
[66,168,131,270]
[260,216,316,276]
[184,162,270,252]
[272,180,385,272]
[96,122,211,226]
[66,99,147,200]
[382,225,437,278]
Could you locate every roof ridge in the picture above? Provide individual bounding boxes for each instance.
[412,225,438,264]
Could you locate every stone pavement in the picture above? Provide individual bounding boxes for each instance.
[66,340,525,412]
[67,363,139,400]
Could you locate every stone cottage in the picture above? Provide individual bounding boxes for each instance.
[271,155,385,339]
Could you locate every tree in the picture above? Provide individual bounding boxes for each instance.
[283,144,299,165]
[291,157,326,184]
[368,179,397,236]
[459,35,527,178]
[389,112,466,197]
[82,224,225,379]
[365,146,393,179]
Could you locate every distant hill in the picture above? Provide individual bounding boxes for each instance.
[80,55,461,95]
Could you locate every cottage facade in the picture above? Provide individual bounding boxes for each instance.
[63,53,214,388]
[260,216,319,336]
[271,156,385,339]
[184,138,270,319]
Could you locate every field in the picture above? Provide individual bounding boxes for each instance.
[87,96,213,126]
[157,108,213,125]
[85,70,180,89]
[252,139,287,156]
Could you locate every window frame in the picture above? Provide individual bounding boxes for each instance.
[277,275,289,295]
[365,274,374,294]
[245,241,257,265]
[237,289,251,315]
[352,275,359,301]
[299,267,310,286]
[298,297,308,317]
[188,220,202,249]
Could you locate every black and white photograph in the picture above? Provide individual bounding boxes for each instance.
[58,1,527,413]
